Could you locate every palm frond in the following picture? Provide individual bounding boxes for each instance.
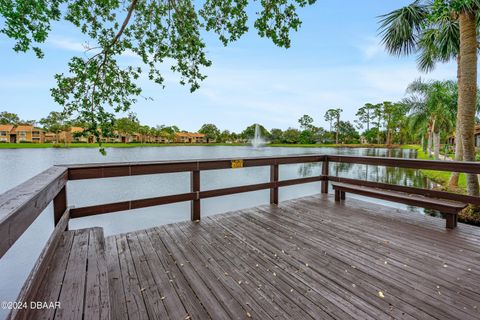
[378,1,429,56]
[434,17,459,60]
[417,29,440,72]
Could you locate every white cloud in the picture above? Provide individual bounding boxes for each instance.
[49,37,89,52]
[134,59,457,131]
[49,37,136,59]
[357,37,385,60]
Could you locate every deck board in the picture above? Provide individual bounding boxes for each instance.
[13,228,109,320]
[17,194,480,320]
[99,194,480,320]
[231,208,468,319]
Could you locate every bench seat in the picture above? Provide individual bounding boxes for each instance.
[331,182,467,229]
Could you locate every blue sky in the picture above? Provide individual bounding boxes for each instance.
[0,0,458,132]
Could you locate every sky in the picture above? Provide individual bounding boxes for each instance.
[0,0,460,133]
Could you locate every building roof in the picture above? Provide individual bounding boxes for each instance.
[70,126,85,133]
[0,124,14,132]
[175,132,205,138]
[14,125,34,131]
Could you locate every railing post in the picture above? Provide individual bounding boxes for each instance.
[270,164,279,205]
[53,185,67,227]
[321,157,329,194]
[191,170,200,221]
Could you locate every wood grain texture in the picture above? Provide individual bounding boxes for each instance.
[9,209,70,320]
[98,195,480,319]
[0,166,68,258]
[331,181,467,230]
[10,227,110,320]
[11,194,480,319]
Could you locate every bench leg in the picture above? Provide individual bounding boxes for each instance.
[445,213,457,229]
[334,190,340,202]
[340,191,346,200]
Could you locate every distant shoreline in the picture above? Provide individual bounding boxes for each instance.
[0,143,408,149]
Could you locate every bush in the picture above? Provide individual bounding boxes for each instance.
[298,130,315,144]
[459,206,480,226]
[19,140,32,143]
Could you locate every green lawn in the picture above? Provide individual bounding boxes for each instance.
[0,142,248,148]
[268,143,402,148]
[404,144,467,192]
[0,142,405,149]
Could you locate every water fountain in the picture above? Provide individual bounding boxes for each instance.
[251,124,266,148]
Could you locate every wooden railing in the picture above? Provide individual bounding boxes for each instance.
[65,155,326,219]
[2,154,480,260]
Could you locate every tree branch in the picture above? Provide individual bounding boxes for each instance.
[111,0,138,47]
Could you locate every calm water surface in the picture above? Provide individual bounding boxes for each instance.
[0,146,433,317]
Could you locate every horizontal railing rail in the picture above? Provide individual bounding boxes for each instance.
[63,154,326,180]
[0,166,68,258]
[2,153,480,259]
[69,175,327,218]
[328,155,480,174]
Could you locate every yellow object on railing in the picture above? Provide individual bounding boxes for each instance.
[231,159,244,168]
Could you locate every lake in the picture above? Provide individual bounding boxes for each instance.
[0,146,433,318]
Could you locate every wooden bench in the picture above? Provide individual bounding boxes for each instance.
[10,227,110,320]
[331,182,468,229]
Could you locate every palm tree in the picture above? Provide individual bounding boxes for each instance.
[404,79,457,160]
[379,1,480,196]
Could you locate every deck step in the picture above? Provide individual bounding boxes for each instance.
[11,227,110,320]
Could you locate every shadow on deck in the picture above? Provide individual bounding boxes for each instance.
[21,194,480,320]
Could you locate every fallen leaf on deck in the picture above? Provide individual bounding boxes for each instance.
[378,291,385,298]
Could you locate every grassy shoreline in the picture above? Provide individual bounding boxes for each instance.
[0,142,405,149]
[404,144,467,191]
[0,142,247,148]
[405,145,480,225]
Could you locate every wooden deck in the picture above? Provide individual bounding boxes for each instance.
[19,194,480,319]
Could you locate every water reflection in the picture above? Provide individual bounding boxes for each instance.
[297,148,438,216]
